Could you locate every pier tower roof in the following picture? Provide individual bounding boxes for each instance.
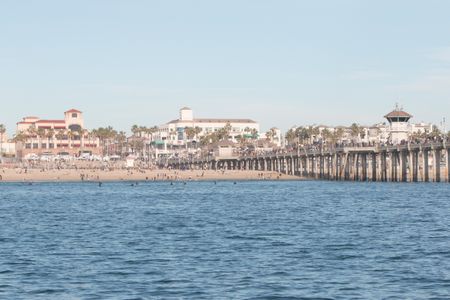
[384,105,412,123]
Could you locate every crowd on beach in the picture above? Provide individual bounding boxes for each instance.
[0,158,285,182]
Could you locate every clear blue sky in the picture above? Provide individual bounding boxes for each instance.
[1,0,450,135]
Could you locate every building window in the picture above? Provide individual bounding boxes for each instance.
[41,144,47,149]
[33,143,38,148]
[72,113,78,118]
[49,143,54,148]
[25,143,31,149]
[69,124,81,132]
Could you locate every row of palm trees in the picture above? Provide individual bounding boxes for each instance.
[196,124,260,147]
[12,124,159,157]
[285,123,450,147]
[11,125,135,156]
[13,125,100,151]
[285,126,347,146]
[410,125,448,141]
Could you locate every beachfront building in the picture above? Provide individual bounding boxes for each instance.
[0,132,16,157]
[154,107,260,150]
[15,109,100,158]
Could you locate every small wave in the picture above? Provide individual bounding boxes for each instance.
[29,288,66,295]
[225,235,269,241]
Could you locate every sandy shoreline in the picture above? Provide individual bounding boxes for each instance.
[0,168,301,183]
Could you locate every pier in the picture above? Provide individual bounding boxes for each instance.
[164,142,450,183]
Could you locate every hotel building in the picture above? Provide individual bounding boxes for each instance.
[16,109,100,157]
[155,107,260,147]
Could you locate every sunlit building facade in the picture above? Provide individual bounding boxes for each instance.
[16,109,100,157]
[154,107,260,148]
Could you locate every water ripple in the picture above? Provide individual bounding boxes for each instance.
[0,181,449,299]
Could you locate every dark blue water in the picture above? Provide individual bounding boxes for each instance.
[0,181,449,299]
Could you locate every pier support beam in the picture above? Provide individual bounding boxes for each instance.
[435,149,441,183]
[362,154,367,181]
[400,151,408,182]
[372,153,377,182]
[423,150,429,182]
[412,151,419,182]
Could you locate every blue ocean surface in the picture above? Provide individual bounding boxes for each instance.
[0,181,449,299]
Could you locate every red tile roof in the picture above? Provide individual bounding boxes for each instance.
[384,110,412,119]
[65,109,82,113]
[36,120,66,123]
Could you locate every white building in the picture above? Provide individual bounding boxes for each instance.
[155,107,260,148]
[0,132,16,157]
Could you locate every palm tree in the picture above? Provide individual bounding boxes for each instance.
[67,130,75,149]
[94,126,118,156]
[350,123,361,142]
[200,132,219,147]
[13,131,27,143]
[217,122,232,141]
[183,127,195,150]
[295,127,310,145]
[37,128,46,150]
[0,124,5,157]
[184,127,196,141]
[26,125,38,150]
[13,131,28,156]
[131,125,139,137]
[81,129,89,149]
[429,125,442,139]
[250,128,258,140]
[46,129,55,150]
[56,130,65,149]
[145,126,158,160]
[168,129,177,149]
[131,139,145,155]
[310,126,320,143]
[73,129,82,152]
[321,128,332,144]
[285,128,296,146]
[265,127,277,141]
[331,128,345,144]
[116,131,127,156]
[139,126,147,138]
[131,125,147,138]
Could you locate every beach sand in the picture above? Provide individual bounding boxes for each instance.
[0,168,301,182]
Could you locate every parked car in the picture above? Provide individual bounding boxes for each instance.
[56,152,73,161]
[90,155,102,161]
[24,153,39,161]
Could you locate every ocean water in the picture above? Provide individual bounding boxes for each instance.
[0,180,449,299]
